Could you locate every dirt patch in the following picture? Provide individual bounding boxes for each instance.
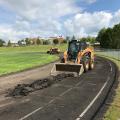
[8,73,74,97]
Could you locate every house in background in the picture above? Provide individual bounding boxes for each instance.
[48,36,65,44]
[11,42,19,47]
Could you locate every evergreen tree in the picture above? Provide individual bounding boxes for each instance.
[0,39,5,47]
[71,35,76,40]
[8,40,11,47]
[36,38,41,45]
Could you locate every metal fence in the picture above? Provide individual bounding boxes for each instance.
[95,49,120,61]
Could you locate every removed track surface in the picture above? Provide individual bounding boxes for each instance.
[0,57,117,120]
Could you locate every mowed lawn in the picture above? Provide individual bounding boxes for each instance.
[0,44,67,75]
[0,44,67,53]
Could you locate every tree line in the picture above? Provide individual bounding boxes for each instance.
[0,23,120,48]
[96,23,120,49]
[66,35,96,44]
[0,37,67,47]
[18,38,66,46]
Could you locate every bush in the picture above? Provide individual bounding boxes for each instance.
[53,39,59,45]
[0,39,5,47]
[43,40,50,45]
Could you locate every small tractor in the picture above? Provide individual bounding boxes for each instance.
[51,40,94,76]
[47,47,60,54]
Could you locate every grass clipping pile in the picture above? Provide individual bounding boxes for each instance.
[8,73,74,97]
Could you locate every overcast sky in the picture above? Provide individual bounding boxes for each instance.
[0,0,120,41]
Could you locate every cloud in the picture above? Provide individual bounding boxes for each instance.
[0,24,30,42]
[0,0,81,41]
[64,10,120,37]
[1,0,80,29]
[0,0,120,41]
[111,9,120,26]
[82,0,97,4]
[0,0,80,21]
[0,19,63,41]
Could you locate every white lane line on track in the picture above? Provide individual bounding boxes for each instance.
[18,60,114,120]
[76,80,84,87]
[59,87,73,97]
[19,88,73,120]
[75,61,113,120]
[0,101,14,108]
[19,61,113,120]
[87,82,96,86]
[19,79,83,120]
[109,62,113,72]
[19,106,44,120]
[75,76,110,120]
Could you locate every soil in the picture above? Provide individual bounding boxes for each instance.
[0,62,56,94]
[8,73,74,97]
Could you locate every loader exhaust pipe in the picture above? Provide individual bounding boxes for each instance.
[51,63,84,76]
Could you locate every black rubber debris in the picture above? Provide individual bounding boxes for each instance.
[8,73,74,97]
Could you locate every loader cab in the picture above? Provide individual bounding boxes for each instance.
[79,41,87,51]
[68,40,88,60]
[68,40,79,60]
[68,40,79,52]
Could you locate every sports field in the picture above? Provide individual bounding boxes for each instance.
[0,44,67,75]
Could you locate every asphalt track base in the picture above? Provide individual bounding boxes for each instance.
[0,56,118,120]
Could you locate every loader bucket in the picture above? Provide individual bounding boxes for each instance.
[51,63,84,76]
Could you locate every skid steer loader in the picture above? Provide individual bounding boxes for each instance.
[51,40,94,76]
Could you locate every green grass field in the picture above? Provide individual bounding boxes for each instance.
[0,44,67,75]
[96,51,120,61]
[96,52,120,120]
[0,44,67,53]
